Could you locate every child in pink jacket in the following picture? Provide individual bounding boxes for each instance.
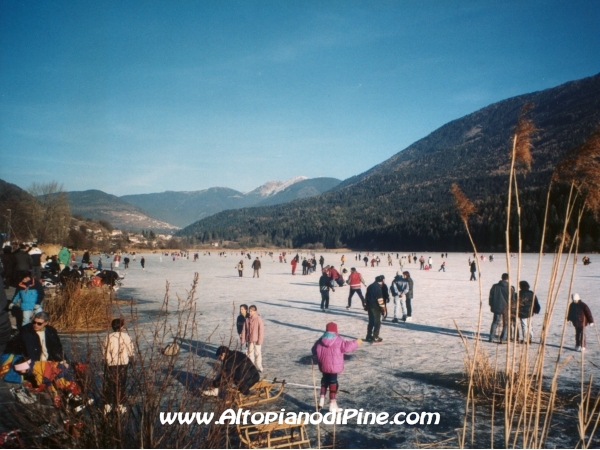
[312,322,361,412]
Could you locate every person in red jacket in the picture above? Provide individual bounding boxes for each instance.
[567,293,594,352]
[327,266,344,287]
[290,258,297,274]
[346,267,366,309]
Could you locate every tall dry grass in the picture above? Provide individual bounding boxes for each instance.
[44,283,112,332]
[455,114,600,448]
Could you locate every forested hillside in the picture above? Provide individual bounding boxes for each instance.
[179,73,600,252]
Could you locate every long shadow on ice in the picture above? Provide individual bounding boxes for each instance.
[392,322,479,339]
[266,318,358,340]
[179,338,221,359]
[257,300,366,319]
[171,370,211,391]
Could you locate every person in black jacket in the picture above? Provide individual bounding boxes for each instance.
[380,275,390,320]
[319,269,335,311]
[469,260,477,281]
[517,280,541,343]
[365,277,385,343]
[19,311,65,364]
[488,273,515,343]
[13,244,32,286]
[202,346,260,396]
[0,277,12,356]
[237,304,248,346]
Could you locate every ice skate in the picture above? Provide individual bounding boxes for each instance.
[329,399,339,413]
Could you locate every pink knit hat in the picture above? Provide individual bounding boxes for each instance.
[326,322,338,334]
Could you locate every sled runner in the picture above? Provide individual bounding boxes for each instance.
[236,419,310,449]
[227,378,286,408]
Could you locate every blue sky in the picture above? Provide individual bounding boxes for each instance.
[1,0,599,196]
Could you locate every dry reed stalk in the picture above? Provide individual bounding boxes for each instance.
[450,184,485,449]
[504,107,537,446]
[312,361,321,450]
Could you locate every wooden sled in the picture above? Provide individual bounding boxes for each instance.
[237,419,310,449]
[227,378,286,408]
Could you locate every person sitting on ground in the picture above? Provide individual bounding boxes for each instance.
[44,255,61,280]
[202,345,260,397]
[12,312,81,407]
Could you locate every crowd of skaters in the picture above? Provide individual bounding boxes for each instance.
[1,243,595,416]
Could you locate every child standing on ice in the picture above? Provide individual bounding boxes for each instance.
[312,322,361,412]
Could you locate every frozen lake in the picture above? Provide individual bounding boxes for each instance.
[110,250,599,447]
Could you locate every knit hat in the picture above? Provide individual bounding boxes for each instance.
[326,322,338,334]
[572,293,580,301]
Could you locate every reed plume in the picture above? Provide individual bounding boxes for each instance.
[450,183,477,223]
[513,103,537,172]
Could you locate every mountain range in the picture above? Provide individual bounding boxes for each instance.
[178,72,600,252]
[119,177,341,228]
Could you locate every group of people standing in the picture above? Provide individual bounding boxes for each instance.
[488,273,594,351]
[318,265,415,343]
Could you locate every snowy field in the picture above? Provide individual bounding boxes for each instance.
[110,251,599,448]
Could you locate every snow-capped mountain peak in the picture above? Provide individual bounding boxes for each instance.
[246,176,307,197]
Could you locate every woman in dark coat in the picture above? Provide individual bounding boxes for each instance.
[567,293,594,351]
[202,346,260,396]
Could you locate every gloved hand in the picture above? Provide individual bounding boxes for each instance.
[590,323,595,327]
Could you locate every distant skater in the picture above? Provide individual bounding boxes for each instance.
[140,257,145,270]
[403,271,414,322]
[291,258,297,275]
[469,260,477,281]
[319,269,335,311]
[236,260,244,277]
[251,257,261,278]
[438,262,446,272]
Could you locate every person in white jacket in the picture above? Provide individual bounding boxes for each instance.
[103,318,134,414]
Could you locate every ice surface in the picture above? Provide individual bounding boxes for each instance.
[112,251,599,447]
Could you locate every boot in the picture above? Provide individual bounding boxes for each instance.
[329,399,339,413]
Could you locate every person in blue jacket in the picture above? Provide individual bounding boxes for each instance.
[10,275,43,328]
